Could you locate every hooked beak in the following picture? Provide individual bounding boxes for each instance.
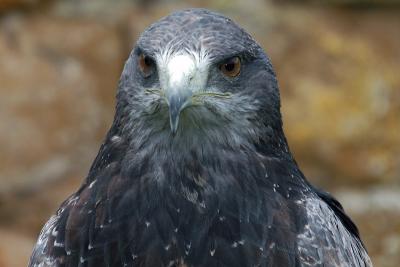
[167,92,192,135]
[161,54,200,135]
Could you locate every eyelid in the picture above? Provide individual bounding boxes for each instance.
[217,53,242,65]
[135,47,154,58]
[215,50,255,66]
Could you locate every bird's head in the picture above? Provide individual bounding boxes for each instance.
[116,9,283,152]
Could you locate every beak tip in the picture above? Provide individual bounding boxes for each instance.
[169,116,179,136]
[170,127,177,136]
[167,93,191,136]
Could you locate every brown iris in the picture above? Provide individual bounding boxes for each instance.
[138,53,155,77]
[219,56,241,77]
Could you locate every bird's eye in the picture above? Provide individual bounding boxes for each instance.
[138,53,155,77]
[219,56,241,78]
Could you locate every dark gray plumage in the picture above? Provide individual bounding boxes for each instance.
[29,9,372,267]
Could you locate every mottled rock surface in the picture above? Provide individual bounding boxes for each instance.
[0,14,124,194]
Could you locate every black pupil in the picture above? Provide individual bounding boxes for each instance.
[224,62,235,72]
[144,56,152,66]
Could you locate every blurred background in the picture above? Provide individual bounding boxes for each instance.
[0,0,399,266]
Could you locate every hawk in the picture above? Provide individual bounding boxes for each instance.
[29,9,372,267]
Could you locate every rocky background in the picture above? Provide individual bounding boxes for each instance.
[0,0,399,266]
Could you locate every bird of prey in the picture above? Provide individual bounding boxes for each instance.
[29,9,372,267]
